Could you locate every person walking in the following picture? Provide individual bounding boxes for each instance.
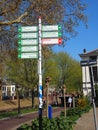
[68,97,72,108]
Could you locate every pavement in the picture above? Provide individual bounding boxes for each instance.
[0,107,98,130]
[0,107,64,130]
[73,107,98,130]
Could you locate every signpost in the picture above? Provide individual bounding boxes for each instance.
[18,26,38,59]
[42,24,62,45]
[17,18,62,130]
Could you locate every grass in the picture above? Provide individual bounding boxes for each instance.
[0,107,38,119]
[0,97,39,119]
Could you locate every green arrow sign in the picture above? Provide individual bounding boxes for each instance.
[18,39,38,45]
[18,26,38,32]
[18,52,38,59]
[18,46,38,52]
[42,25,61,31]
[18,33,38,39]
[42,31,62,38]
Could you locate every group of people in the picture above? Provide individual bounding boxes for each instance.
[43,96,73,108]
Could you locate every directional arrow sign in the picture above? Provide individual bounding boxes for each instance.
[18,39,38,45]
[18,26,38,32]
[42,38,62,45]
[42,25,61,31]
[42,31,62,38]
[18,52,38,59]
[18,33,38,39]
[18,46,38,52]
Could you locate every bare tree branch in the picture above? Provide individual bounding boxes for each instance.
[0,12,27,25]
[0,0,21,16]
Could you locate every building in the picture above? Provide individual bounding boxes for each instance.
[2,84,16,100]
[79,49,98,96]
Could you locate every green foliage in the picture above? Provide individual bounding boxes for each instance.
[67,105,91,118]
[77,97,90,109]
[17,124,32,130]
[17,103,91,130]
[17,116,75,130]
[53,52,82,92]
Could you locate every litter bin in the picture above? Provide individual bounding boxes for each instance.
[48,105,52,119]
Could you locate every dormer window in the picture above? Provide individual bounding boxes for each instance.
[89,56,97,61]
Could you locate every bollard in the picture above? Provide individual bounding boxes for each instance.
[48,105,52,119]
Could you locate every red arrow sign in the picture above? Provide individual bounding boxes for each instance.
[42,38,62,45]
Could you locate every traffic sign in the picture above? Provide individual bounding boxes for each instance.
[18,52,38,59]
[18,46,38,52]
[42,31,62,38]
[42,38,62,45]
[42,25,61,31]
[18,26,38,32]
[18,39,38,45]
[18,33,38,39]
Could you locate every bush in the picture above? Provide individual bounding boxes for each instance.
[17,116,75,130]
[77,97,90,109]
[17,100,91,130]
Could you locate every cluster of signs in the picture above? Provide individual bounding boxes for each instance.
[18,25,62,59]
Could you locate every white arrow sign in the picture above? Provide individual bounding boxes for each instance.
[18,52,38,59]
[42,25,61,31]
[42,31,61,38]
[18,39,38,45]
[18,46,38,52]
[18,33,38,39]
[18,26,38,32]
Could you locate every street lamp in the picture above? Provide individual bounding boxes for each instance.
[62,84,66,117]
[16,84,21,115]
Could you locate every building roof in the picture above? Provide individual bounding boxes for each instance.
[79,48,98,58]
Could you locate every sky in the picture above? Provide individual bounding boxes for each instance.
[53,0,98,61]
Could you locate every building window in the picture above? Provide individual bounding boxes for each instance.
[93,66,98,82]
[12,87,15,91]
[89,56,97,61]
[89,66,98,82]
[2,87,6,91]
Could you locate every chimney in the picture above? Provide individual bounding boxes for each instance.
[83,48,86,53]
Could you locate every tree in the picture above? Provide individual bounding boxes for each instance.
[6,56,38,107]
[0,0,88,70]
[0,0,87,102]
[54,52,82,92]
[0,0,87,45]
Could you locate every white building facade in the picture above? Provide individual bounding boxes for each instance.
[79,49,98,96]
[2,84,15,100]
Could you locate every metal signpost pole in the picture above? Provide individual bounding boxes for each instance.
[80,60,98,130]
[38,16,43,130]
[90,66,98,130]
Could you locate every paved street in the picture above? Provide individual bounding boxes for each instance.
[74,108,98,130]
[0,107,63,130]
[0,107,98,130]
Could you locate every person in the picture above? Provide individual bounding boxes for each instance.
[68,97,72,107]
[43,100,46,108]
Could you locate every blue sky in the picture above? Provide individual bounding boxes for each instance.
[53,0,98,61]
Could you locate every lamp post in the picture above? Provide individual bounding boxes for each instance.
[63,84,66,117]
[16,84,21,115]
[45,77,51,117]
